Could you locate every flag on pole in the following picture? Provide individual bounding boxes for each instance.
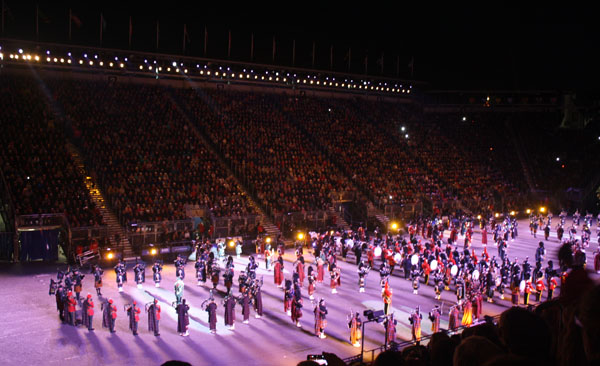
[344,48,351,71]
[250,33,254,61]
[100,13,106,44]
[228,30,232,59]
[376,52,384,74]
[204,26,208,56]
[128,16,132,48]
[155,20,159,49]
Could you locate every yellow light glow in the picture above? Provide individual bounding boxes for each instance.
[526,209,531,214]
[265,237,271,243]
[67,59,72,64]
[495,213,500,218]
[107,252,114,260]
[477,215,481,220]
[510,211,516,216]
[330,230,334,235]
[540,207,546,213]
[391,223,398,230]
[150,248,157,255]
[99,61,103,66]
[228,241,235,248]
[109,62,113,67]
[89,61,93,65]
[297,233,304,240]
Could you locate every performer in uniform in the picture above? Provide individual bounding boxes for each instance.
[291,291,303,327]
[524,279,535,305]
[152,260,163,287]
[174,277,185,305]
[316,256,325,283]
[535,276,546,302]
[115,261,126,292]
[307,266,316,300]
[101,298,117,333]
[241,285,251,324]
[195,258,206,286]
[92,265,103,296]
[146,298,161,336]
[125,301,141,335]
[83,294,94,331]
[223,267,234,294]
[330,265,341,294]
[66,291,76,326]
[72,269,84,301]
[274,256,284,288]
[314,299,328,339]
[284,280,293,315]
[347,312,362,347]
[176,298,191,336]
[385,313,397,345]
[252,278,263,318]
[429,305,441,334]
[357,260,370,293]
[409,307,423,342]
[382,281,393,315]
[223,293,236,330]
[448,304,460,333]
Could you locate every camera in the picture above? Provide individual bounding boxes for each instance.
[307,353,328,365]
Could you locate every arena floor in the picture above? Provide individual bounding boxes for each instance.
[0,218,593,366]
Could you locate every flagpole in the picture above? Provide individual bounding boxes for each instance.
[348,48,351,71]
[228,30,231,59]
[35,4,39,40]
[128,16,132,49]
[156,20,159,50]
[100,13,103,45]
[250,33,254,61]
[204,26,207,56]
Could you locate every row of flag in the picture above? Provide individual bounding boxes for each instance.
[1,3,415,76]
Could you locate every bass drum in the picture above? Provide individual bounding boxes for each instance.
[472,269,480,281]
[430,259,438,271]
[519,280,526,293]
[411,254,419,266]
[451,265,458,277]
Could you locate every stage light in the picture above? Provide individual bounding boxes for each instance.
[228,241,235,248]
[67,59,71,64]
[184,69,188,73]
[405,134,409,138]
[150,248,157,255]
[99,61,103,66]
[401,126,405,131]
[175,68,179,72]
[120,63,124,68]
[18,48,23,54]
[265,237,271,243]
[391,222,398,230]
[526,209,531,214]
[297,233,304,240]
[68,52,72,57]
[510,211,515,216]
[46,57,50,62]
[494,213,499,218]
[540,207,546,213]
[139,65,143,70]
[107,252,114,260]
[109,62,113,67]
[330,230,334,235]
[172,61,177,67]
[207,71,211,75]
[462,117,467,121]
[477,215,481,220]
[79,60,83,64]
[556,157,560,162]
[53,57,58,62]
[84,53,88,58]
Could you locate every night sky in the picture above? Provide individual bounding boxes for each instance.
[1,2,596,91]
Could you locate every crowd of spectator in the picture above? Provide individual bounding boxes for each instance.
[177,89,350,216]
[3,74,579,235]
[48,80,255,225]
[0,75,104,228]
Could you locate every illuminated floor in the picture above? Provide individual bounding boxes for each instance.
[0,218,585,366]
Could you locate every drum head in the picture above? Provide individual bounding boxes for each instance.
[374,246,382,257]
[430,260,438,271]
[519,280,526,292]
[411,254,419,266]
[472,269,480,280]
[451,265,458,276]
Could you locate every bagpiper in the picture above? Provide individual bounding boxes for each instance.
[382,281,393,315]
[146,298,161,336]
[358,260,370,293]
[92,265,103,296]
[347,311,362,347]
[429,305,441,334]
[409,307,423,342]
[314,299,328,339]
[125,301,141,336]
[152,260,163,287]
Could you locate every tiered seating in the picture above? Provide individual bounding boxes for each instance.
[177,89,350,215]
[49,80,255,225]
[0,75,103,227]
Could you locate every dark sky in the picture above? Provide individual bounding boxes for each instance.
[2,2,596,91]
